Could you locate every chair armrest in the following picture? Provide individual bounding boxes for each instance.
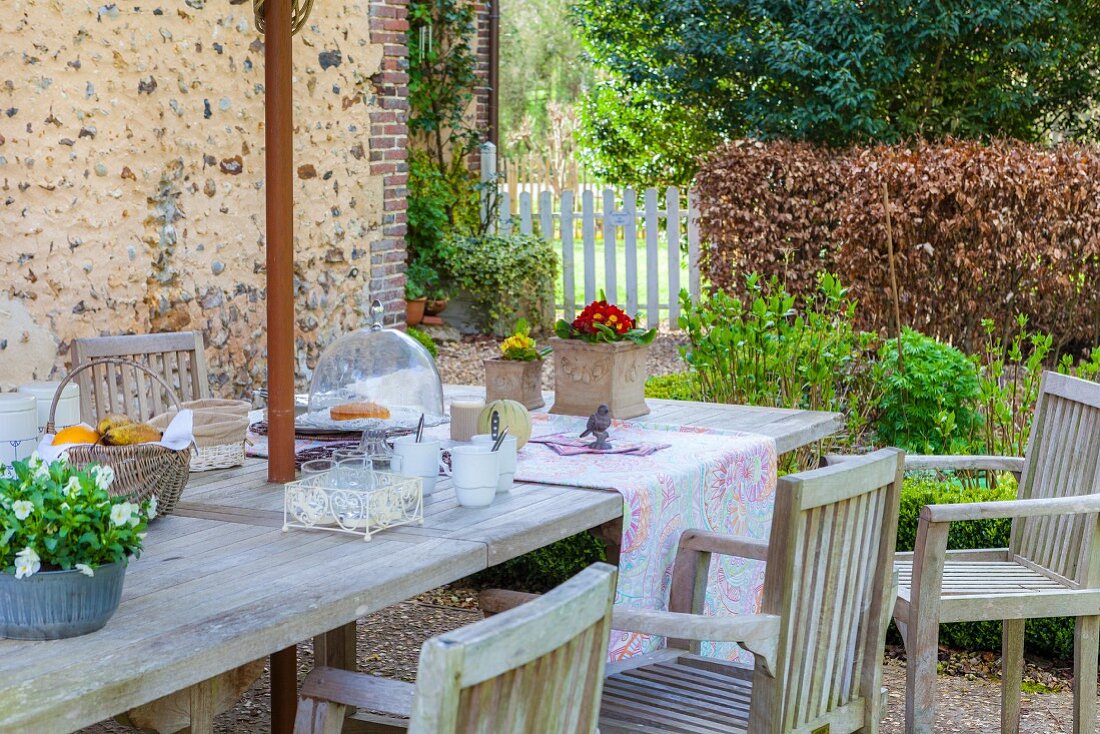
[677,529,770,562]
[922,493,1100,523]
[904,455,1024,474]
[612,608,781,675]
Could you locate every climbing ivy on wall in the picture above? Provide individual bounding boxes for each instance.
[406,0,484,289]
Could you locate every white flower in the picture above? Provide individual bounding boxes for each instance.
[109,502,132,527]
[128,511,141,527]
[33,461,50,483]
[27,453,42,469]
[65,476,82,496]
[91,465,115,490]
[145,495,158,519]
[75,563,94,578]
[136,531,147,541]
[11,500,33,521]
[14,547,40,580]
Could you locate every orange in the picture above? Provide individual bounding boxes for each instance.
[52,425,102,446]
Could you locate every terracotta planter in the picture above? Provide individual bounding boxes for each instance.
[484,358,545,410]
[548,337,650,419]
[425,298,449,316]
[405,297,427,327]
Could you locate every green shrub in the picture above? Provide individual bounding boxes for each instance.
[678,273,881,467]
[644,373,699,400]
[470,532,606,592]
[441,233,558,334]
[876,329,980,454]
[898,477,1075,659]
[406,327,438,359]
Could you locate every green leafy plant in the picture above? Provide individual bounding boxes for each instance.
[875,329,980,454]
[404,257,439,302]
[441,233,558,334]
[1,457,152,578]
[644,373,700,401]
[679,273,880,465]
[500,319,550,361]
[407,327,438,359]
[553,292,656,345]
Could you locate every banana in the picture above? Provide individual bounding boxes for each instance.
[101,422,163,446]
[96,413,133,435]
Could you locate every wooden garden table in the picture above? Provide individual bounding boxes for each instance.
[0,391,842,734]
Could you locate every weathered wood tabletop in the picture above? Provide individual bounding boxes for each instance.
[0,390,842,734]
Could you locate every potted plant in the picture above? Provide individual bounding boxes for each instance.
[549,295,656,419]
[484,319,551,410]
[0,455,153,640]
[404,262,429,327]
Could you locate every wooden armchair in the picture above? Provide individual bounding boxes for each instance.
[890,371,1100,734]
[70,331,210,423]
[293,562,617,734]
[485,448,905,733]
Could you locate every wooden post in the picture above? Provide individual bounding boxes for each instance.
[266,0,296,485]
[881,183,905,373]
[265,0,297,731]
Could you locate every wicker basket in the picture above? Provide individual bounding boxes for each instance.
[151,409,248,472]
[47,359,191,518]
[179,398,251,417]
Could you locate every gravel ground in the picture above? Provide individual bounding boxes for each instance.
[78,336,1093,732]
[80,588,1089,734]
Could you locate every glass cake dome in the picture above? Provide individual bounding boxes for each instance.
[302,301,445,432]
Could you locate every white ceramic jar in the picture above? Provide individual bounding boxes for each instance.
[17,381,80,435]
[0,393,40,466]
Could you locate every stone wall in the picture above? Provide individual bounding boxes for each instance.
[0,0,408,396]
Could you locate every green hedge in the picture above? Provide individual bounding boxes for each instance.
[644,373,700,400]
[406,326,438,358]
[474,475,1077,659]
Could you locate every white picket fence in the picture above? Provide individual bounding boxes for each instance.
[480,144,701,329]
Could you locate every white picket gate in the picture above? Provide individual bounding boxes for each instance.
[480,144,701,329]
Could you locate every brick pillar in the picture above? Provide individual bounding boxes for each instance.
[370,0,410,326]
[470,0,493,172]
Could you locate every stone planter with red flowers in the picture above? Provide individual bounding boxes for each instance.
[549,297,656,419]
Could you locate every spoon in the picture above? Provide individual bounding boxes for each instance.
[415,413,425,443]
[491,426,510,453]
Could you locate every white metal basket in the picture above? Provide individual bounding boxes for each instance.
[282,470,424,541]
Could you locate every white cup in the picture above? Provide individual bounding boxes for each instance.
[445,445,499,508]
[471,434,517,493]
[393,435,445,496]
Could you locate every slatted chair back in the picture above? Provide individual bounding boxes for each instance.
[70,331,210,423]
[750,448,903,734]
[1011,371,1100,586]
[408,562,617,734]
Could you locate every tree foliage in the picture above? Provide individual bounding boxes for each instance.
[572,0,1100,185]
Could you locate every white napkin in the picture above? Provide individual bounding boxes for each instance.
[37,410,195,463]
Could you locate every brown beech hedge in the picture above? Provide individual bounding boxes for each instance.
[695,139,1100,351]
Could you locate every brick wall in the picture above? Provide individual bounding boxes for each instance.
[369,0,411,326]
[470,0,493,171]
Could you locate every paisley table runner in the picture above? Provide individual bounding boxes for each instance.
[518,413,778,661]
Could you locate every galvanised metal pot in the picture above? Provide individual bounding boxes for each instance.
[0,560,126,640]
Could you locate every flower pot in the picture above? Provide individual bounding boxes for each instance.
[548,337,650,419]
[484,358,545,410]
[405,297,427,327]
[0,561,126,640]
[425,298,449,316]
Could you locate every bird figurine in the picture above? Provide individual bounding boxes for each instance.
[580,404,613,450]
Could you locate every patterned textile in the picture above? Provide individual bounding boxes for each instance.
[518,414,777,661]
[528,432,671,457]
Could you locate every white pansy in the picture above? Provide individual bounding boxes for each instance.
[27,453,42,469]
[109,502,132,527]
[75,563,95,578]
[145,495,158,519]
[91,465,115,490]
[136,531,147,541]
[65,476,83,496]
[11,500,33,521]
[32,461,50,482]
[128,511,141,527]
[14,547,40,580]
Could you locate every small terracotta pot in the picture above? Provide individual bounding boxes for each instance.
[405,297,427,326]
[484,358,546,410]
[548,337,650,419]
[425,298,449,316]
